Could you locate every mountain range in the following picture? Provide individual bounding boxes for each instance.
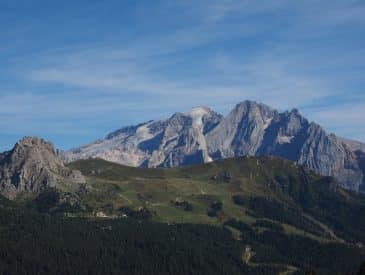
[1,121,365,273]
[63,100,365,192]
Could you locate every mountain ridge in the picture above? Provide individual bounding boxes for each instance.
[62,100,365,192]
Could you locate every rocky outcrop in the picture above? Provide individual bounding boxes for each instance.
[0,137,85,199]
[63,101,365,192]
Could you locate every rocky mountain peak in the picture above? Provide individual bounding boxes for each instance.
[231,101,279,132]
[235,100,276,117]
[9,137,61,165]
[0,137,85,199]
[16,136,54,149]
[281,109,308,135]
[290,108,300,114]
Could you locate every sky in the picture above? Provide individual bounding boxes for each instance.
[0,0,364,151]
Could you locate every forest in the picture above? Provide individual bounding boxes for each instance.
[0,194,364,275]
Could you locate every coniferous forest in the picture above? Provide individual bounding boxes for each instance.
[0,193,365,275]
[0,197,270,275]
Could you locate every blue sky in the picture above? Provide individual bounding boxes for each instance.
[0,0,364,151]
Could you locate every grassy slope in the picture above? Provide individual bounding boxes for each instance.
[69,157,293,224]
[68,156,365,244]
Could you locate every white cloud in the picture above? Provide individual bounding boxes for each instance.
[2,0,365,148]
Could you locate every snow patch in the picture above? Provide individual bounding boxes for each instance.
[263,117,273,130]
[205,154,213,162]
[186,107,211,127]
[135,123,154,142]
[277,135,294,144]
[185,107,214,163]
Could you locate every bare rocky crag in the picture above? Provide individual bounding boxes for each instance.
[63,100,365,192]
[64,107,222,168]
[0,137,85,199]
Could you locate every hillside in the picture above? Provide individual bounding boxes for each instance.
[0,156,365,273]
[68,156,365,243]
[64,157,365,273]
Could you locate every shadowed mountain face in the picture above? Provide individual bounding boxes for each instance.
[0,137,85,199]
[63,100,365,192]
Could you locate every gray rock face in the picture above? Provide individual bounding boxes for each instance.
[207,101,365,191]
[0,137,85,199]
[206,101,279,158]
[64,107,223,168]
[63,101,365,192]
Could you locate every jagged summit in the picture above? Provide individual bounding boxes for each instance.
[17,136,55,149]
[0,137,85,199]
[62,100,365,191]
[236,99,272,108]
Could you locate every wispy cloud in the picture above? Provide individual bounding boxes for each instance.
[0,0,364,150]
[307,101,365,141]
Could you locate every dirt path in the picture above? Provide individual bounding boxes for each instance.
[119,193,132,204]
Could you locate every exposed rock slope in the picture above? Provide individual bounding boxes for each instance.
[64,107,222,168]
[0,137,85,199]
[206,101,364,191]
[63,101,365,191]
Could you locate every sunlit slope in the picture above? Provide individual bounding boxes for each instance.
[69,156,365,243]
